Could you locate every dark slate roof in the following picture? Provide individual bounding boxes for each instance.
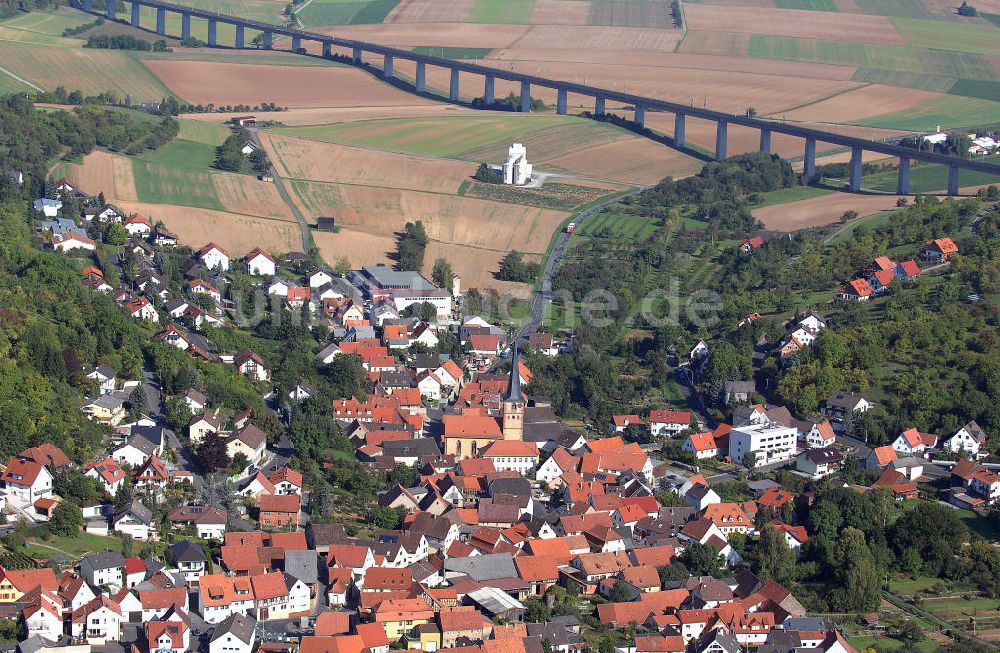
[506,343,524,403]
[284,550,319,585]
[444,552,517,581]
[382,438,441,458]
[169,541,207,565]
[210,612,256,645]
[488,477,531,498]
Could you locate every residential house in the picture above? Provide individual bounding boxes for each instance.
[892,427,937,456]
[198,574,256,624]
[169,541,208,584]
[53,230,97,253]
[245,248,276,276]
[1,459,53,506]
[921,237,958,263]
[167,505,228,540]
[227,425,267,465]
[259,494,300,528]
[33,198,62,217]
[85,457,127,495]
[198,243,230,271]
[85,365,118,395]
[528,332,559,357]
[80,551,125,589]
[729,423,797,467]
[22,588,63,641]
[649,410,692,438]
[683,432,718,460]
[269,467,303,495]
[114,499,155,540]
[126,295,159,323]
[209,612,257,653]
[805,421,836,448]
[124,213,152,236]
[72,596,123,644]
[234,348,270,382]
[864,445,897,471]
[822,393,872,422]
[839,278,873,302]
[943,421,988,458]
[795,448,843,479]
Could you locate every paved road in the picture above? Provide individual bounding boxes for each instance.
[518,188,646,340]
[249,127,311,254]
[674,366,716,430]
[143,366,204,491]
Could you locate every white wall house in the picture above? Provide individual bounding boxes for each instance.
[729,424,797,467]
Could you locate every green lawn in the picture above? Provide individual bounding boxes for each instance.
[24,532,123,560]
[139,137,219,170]
[826,210,899,244]
[753,185,833,207]
[890,575,945,596]
[857,94,1000,131]
[921,596,1000,614]
[177,119,231,146]
[890,16,1000,56]
[848,636,937,653]
[575,211,659,240]
[469,0,537,23]
[747,35,998,81]
[0,8,96,38]
[132,159,224,209]
[411,46,493,59]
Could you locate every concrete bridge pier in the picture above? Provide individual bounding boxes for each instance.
[155,7,165,34]
[322,41,332,58]
[180,12,190,40]
[674,113,685,148]
[759,129,771,154]
[130,2,140,26]
[556,88,567,115]
[83,0,92,13]
[520,81,531,113]
[804,137,816,180]
[235,24,245,48]
[383,54,393,78]
[291,35,301,51]
[484,75,494,104]
[634,105,644,128]
[262,29,273,49]
[352,46,362,64]
[450,68,460,102]
[849,146,863,192]
[595,96,605,116]
[715,120,728,160]
[897,157,910,195]
[207,17,216,46]
[415,61,425,93]
[105,0,116,20]
[948,164,960,196]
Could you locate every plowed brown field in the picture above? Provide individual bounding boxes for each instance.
[684,5,906,45]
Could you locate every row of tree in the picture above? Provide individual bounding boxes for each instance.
[85,34,169,51]
[395,220,428,272]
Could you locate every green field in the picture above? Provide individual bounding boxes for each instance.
[948,78,1000,102]
[859,159,997,195]
[754,185,833,207]
[850,68,956,92]
[469,0,537,23]
[133,159,224,209]
[151,0,285,23]
[587,1,675,28]
[296,0,401,25]
[848,636,937,653]
[825,210,898,244]
[891,16,1000,56]
[0,39,174,99]
[411,46,493,59]
[272,114,600,158]
[0,71,34,93]
[574,211,660,240]
[139,137,219,170]
[773,0,837,10]
[23,532,124,560]
[858,94,1000,130]
[747,35,998,80]
[0,9,96,41]
[177,119,230,146]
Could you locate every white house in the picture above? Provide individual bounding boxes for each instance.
[729,423,797,467]
[416,371,442,401]
[85,457,127,495]
[892,427,938,456]
[123,214,152,236]
[53,230,97,252]
[310,270,334,288]
[72,596,123,645]
[0,459,53,506]
[481,440,538,475]
[649,410,692,438]
[805,421,836,449]
[210,612,257,653]
[126,296,159,323]
[33,198,62,217]
[198,243,230,271]
[943,421,988,458]
[245,248,276,276]
[23,590,63,641]
[199,575,256,624]
[85,365,118,395]
[682,432,718,460]
[113,499,154,541]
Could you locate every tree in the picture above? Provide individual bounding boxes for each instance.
[831,527,882,612]
[892,501,967,576]
[474,162,502,184]
[497,250,542,283]
[958,0,977,15]
[524,597,552,622]
[396,221,428,271]
[370,505,405,529]
[333,256,352,276]
[679,541,724,576]
[742,450,758,470]
[195,430,231,473]
[127,384,147,420]
[658,561,690,583]
[609,579,633,602]
[432,258,454,292]
[121,533,134,557]
[106,222,126,246]
[49,500,82,536]
[752,524,796,585]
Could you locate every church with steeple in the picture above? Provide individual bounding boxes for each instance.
[441,343,530,460]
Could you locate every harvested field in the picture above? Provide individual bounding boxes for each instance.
[313,229,395,269]
[261,133,471,193]
[182,104,482,127]
[212,174,298,221]
[290,180,568,253]
[511,25,682,51]
[753,192,906,230]
[144,60,432,108]
[422,241,533,295]
[677,30,752,56]
[115,200,301,254]
[531,0,592,25]
[50,151,138,201]
[325,23,531,48]
[684,4,906,44]
[587,1,674,28]
[778,84,942,123]
[385,0,476,22]
[0,41,171,100]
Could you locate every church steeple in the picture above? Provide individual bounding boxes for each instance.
[506,341,525,403]
[502,341,525,441]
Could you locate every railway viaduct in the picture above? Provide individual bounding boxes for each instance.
[75,0,1000,194]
